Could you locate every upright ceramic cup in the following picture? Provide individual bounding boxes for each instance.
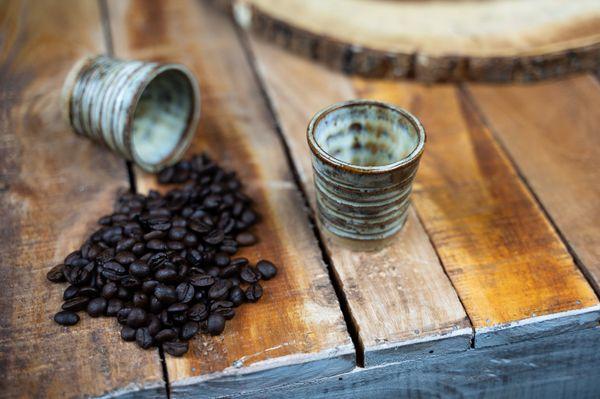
[62,55,200,172]
[307,100,426,240]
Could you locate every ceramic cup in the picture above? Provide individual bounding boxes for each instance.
[62,55,200,172]
[307,100,426,240]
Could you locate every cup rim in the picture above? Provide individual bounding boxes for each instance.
[307,99,426,174]
[125,62,201,172]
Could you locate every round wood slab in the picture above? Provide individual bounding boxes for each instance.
[231,0,600,82]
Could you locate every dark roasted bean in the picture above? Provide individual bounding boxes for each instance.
[240,267,259,284]
[87,297,107,317]
[181,322,199,340]
[116,238,136,252]
[207,314,226,335]
[149,296,163,313]
[176,283,195,304]
[148,316,162,336]
[245,283,263,302]
[121,326,136,341]
[163,341,188,357]
[136,327,154,349]
[187,303,208,322]
[208,279,231,299]
[142,280,159,294]
[168,227,187,241]
[256,260,277,280]
[101,282,118,299]
[228,286,244,307]
[189,274,214,288]
[115,251,135,265]
[106,298,123,316]
[117,306,133,325]
[78,287,99,297]
[214,252,230,267]
[167,303,188,314]
[204,229,225,245]
[62,297,90,312]
[235,232,257,246]
[129,261,150,278]
[131,242,146,256]
[133,292,149,308]
[143,230,164,241]
[47,264,66,283]
[147,239,166,251]
[155,328,178,342]
[63,285,80,301]
[154,285,177,304]
[54,311,79,326]
[155,268,178,282]
[127,308,148,328]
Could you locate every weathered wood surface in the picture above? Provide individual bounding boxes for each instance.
[106,0,355,396]
[467,75,600,294]
[235,327,600,399]
[247,35,600,349]
[0,0,165,398]
[248,31,472,367]
[233,0,600,82]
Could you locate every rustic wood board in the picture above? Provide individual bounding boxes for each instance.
[248,29,472,367]
[234,327,600,399]
[0,0,165,398]
[467,75,600,294]
[106,0,355,396]
[246,34,600,350]
[232,0,600,82]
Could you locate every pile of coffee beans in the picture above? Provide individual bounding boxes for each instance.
[47,153,277,356]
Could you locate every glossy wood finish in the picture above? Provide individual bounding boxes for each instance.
[106,0,354,396]
[0,0,165,397]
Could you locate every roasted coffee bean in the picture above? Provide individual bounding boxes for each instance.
[48,154,279,356]
[87,297,107,317]
[208,279,231,299]
[164,341,189,357]
[245,283,263,302]
[256,260,278,280]
[228,286,244,306]
[54,311,79,326]
[116,238,136,253]
[78,287,99,297]
[136,327,154,349]
[148,316,162,336]
[235,232,257,246]
[101,282,118,299]
[127,308,148,328]
[189,274,214,288]
[129,261,150,278]
[240,267,259,284]
[214,252,230,267]
[187,303,208,322]
[62,297,90,312]
[181,321,199,340]
[106,298,123,316]
[63,285,80,301]
[117,306,133,325]
[155,268,178,282]
[155,328,178,342]
[47,264,66,283]
[207,314,226,335]
[176,283,195,304]
[133,292,149,308]
[142,280,159,294]
[154,285,177,304]
[115,251,135,265]
[121,326,136,341]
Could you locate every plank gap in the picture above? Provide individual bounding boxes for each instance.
[234,17,365,368]
[459,83,600,297]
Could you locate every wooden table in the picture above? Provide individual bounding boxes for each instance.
[1,1,599,398]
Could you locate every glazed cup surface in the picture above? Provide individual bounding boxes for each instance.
[307,100,425,240]
[63,56,200,172]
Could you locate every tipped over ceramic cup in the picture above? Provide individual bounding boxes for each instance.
[307,100,426,240]
[62,55,200,172]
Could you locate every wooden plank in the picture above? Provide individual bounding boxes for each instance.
[235,327,600,399]
[0,0,165,398]
[248,28,472,366]
[353,79,600,347]
[106,0,355,396]
[247,34,600,348]
[466,75,600,294]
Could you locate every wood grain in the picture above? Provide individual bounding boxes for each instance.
[0,0,165,398]
[355,79,600,347]
[233,0,600,82]
[235,327,600,399]
[248,31,472,366]
[248,35,600,348]
[467,75,600,294]
[106,0,355,396]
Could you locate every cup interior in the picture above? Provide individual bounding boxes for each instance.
[131,69,196,167]
[312,102,421,168]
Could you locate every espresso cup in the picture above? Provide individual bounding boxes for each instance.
[307,100,426,240]
[62,55,200,172]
